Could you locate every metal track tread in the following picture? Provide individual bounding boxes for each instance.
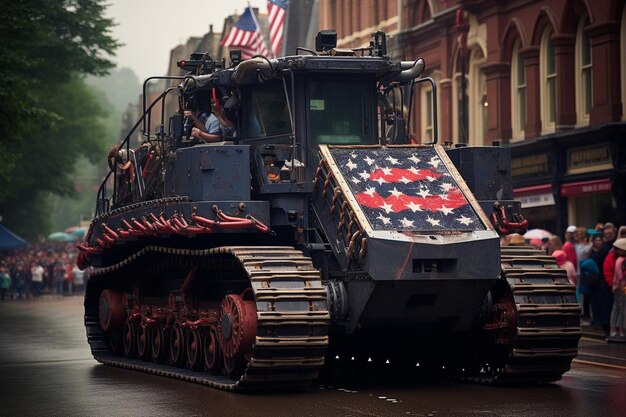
[460,245,581,385]
[84,246,330,392]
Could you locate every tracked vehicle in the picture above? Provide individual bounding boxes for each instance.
[79,31,580,391]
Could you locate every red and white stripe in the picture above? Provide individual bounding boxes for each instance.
[222,30,268,59]
[268,1,287,57]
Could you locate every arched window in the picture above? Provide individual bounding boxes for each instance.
[511,39,526,141]
[540,28,556,134]
[451,56,468,144]
[468,48,487,145]
[575,17,592,126]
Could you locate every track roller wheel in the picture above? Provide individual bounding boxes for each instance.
[99,289,126,332]
[217,290,257,380]
[137,324,151,361]
[204,327,222,374]
[107,328,123,354]
[224,355,243,379]
[186,329,203,371]
[151,324,168,363]
[123,319,137,358]
[169,323,186,367]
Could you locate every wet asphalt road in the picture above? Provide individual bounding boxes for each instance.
[1,297,625,417]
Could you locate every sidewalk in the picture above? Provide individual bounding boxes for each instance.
[577,323,626,368]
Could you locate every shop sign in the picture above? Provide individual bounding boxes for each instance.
[511,154,550,178]
[513,184,555,208]
[517,193,555,208]
[560,178,611,197]
[567,143,612,174]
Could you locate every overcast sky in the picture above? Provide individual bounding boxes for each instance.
[104,0,267,81]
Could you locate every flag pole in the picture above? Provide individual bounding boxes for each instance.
[248,4,273,58]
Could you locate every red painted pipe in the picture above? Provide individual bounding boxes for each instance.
[192,214,217,228]
[102,224,119,240]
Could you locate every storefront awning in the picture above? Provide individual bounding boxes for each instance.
[513,184,555,208]
[560,178,611,197]
[0,224,27,249]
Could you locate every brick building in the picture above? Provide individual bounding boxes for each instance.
[318,0,626,233]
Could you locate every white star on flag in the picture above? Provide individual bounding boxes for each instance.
[428,156,441,168]
[381,202,394,213]
[385,156,399,165]
[364,156,375,165]
[400,218,415,228]
[406,201,422,212]
[346,159,357,170]
[377,213,391,225]
[456,215,472,225]
[440,183,454,192]
[358,171,370,180]
[409,154,421,164]
[440,205,454,215]
[426,217,441,226]
[389,187,403,198]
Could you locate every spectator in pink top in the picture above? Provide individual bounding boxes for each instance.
[562,225,578,266]
[609,238,626,339]
[552,249,576,286]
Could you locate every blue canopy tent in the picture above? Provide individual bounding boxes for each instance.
[0,224,27,249]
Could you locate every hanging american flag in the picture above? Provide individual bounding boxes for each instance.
[328,147,485,232]
[221,7,269,59]
[267,0,287,57]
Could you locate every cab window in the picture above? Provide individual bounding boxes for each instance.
[245,81,291,138]
[308,80,371,145]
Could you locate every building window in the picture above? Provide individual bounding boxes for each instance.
[468,48,486,145]
[511,39,526,141]
[421,86,433,142]
[452,67,469,144]
[540,28,556,133]
[575,18,592,126]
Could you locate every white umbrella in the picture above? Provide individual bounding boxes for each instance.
[523,228,553,240]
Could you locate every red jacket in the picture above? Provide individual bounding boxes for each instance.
[562,241,577,267]
[603,250,616,287]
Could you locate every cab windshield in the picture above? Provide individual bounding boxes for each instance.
[307,79,371,146]
[245,81,291,139]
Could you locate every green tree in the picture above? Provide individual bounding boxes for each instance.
[0,0,119,239]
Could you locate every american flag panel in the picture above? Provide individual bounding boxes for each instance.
[328,147,486,232]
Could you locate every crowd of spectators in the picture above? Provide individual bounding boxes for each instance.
[505,221,626,341]
[0,241,86,301]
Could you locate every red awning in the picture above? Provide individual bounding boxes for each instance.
[560,178,611,197]
[513,184,552,197]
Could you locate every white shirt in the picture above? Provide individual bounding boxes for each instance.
[31,265,44,283]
